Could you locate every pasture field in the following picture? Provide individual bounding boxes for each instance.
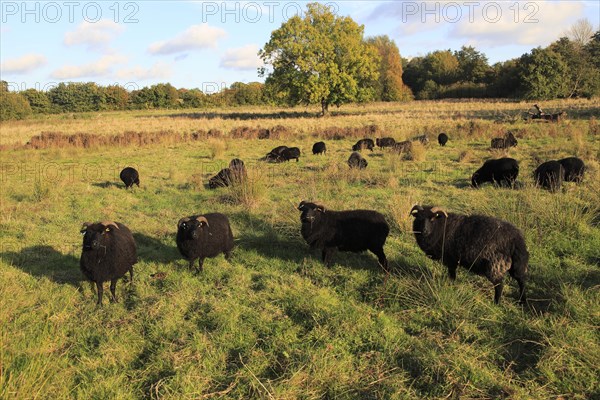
[1,100,599,399]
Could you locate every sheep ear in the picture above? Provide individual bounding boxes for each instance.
[80,222,91,233]
[409,205,423,216]
[178,217,190,228]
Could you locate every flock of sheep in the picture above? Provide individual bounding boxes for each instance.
[80,130,586,306]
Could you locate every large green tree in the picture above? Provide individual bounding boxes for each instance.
[455,46,490,83]
[366,35,412,101]
[517,47,569,100]
[0,82,32,121]
[259,3,379,115]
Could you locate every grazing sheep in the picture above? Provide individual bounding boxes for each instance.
[208,159,247,189]
[281,147,301,162]
[312,141,327,155]
[491,132,518,149]
[438,133,449,146]
[176,213,234,273]
[352,138,375,152]
[471,158,519,188]
[348,151,368,169]
[265,145,288,162]
[534,160,564,192]
[410,205,528,304]
[558,157,585,182]
[297,201,389,269]
[119,167,139,189]
[376,137,396,148]
[80,221,137,305]
[392,140,412,153]
[412,134,429,145]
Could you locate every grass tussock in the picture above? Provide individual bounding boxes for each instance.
[407,142,426,161]
[207,138,227,160]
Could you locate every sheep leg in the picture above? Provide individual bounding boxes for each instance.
[322,247,336,267]
[129,267,134,283]
[96,281,104,305]
[515,277,527,304]
[110,279,118,302]
[224,251,232,261]
[196,258,204,273]
[493,280,504,304]
[448,265,457,280]
[371,247,388,271]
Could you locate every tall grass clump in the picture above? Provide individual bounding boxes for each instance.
[207,138,226,160]
[407,142,426,162]
[224,167,266,209]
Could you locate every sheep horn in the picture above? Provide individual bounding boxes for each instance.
[100,221,120,230]
[80,221,92,232]
[430,207,448,218]
[409,205,423,215]
[178,217,191,228]
[194,216,209,226]
[313,203,326,212]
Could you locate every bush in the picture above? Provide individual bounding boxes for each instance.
[0,90,32,121]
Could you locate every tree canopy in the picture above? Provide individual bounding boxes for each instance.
[259,3,379,115]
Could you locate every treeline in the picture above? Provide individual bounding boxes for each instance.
[0,80,268,121]
[403,32,600,100]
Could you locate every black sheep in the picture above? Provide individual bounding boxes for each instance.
[281,147,301,162]
[392,140,412,153]
[119,167,139,189]
[176,213,234,273]
[471,158,519,188]
[80,221,137,305]
[352,138,375,152]
[490,132,518,149]
[376,137,396,148]
[534,160,564,192]
[348,151,368,169]
[208,159,247,189]
[410,205,528,304]
[412,134,429,145]
[438,133,449,146]
[312,141,327,155]
[297,201,389,269]
[558,157,585,182]
[265,145,288,162]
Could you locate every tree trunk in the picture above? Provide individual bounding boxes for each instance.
[320,98,329,116]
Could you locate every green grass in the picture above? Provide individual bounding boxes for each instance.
[1,101,599,399]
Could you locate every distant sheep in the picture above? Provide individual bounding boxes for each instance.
[348,151,368,169]
[176,213,234,273]
[281,147,301,162]
[438,133,448,146]
[80,221,137,305]
[491,132,518,149]
[534,160,564,192]
[376,137,396,148]
[265,146,288,162]
[120,167,139,189]
[558,157,585,182]
[392,140,412,153]
[298,201,389,269]
[312,141,327,155]
[411,205,528,304]
[471,158,519,188]
[352,138,375,152]
[412,134,429,145]
[208,159,247,189]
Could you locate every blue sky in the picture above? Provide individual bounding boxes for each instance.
[1,1,598,92]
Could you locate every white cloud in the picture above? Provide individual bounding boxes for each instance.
[1,53,47,74]
[50,54,128,79]
[114,62,172,81]
[450,1,586,46]
[148,24,227,55]
[220,44,262,70]
[64,19,124,51]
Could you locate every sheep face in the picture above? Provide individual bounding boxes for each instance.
[81,222,119,251]
[410,206,447,237]
[177,217,209,241]
[299,203,325,223]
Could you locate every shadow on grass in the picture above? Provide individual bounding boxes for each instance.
[133,233,180,264]
[0,245,81,285]
[161,110,317,121]
[91,181,123,189]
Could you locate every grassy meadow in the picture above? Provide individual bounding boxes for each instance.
[1,99,599,399]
